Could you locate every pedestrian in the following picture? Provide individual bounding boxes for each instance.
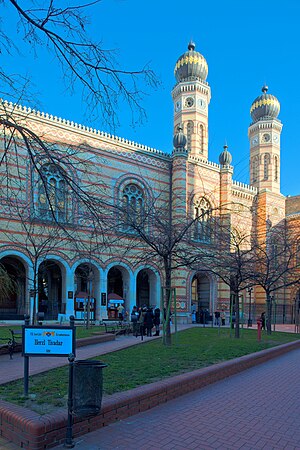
[153,307,161,336]
[138,306,147,336]
[214,310,220,326]
[191,303,196,323]
[117,303,125,321]
[231,311,236,329]
[221,310,226,326]
[130,306,139,335]
[261,311,266,330]
[144,307,154,337]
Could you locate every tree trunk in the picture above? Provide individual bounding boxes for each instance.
[234,292,240,339]
[163,259,172,346]
[266,293,272,335]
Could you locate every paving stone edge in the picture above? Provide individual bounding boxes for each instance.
[0,339,299,449]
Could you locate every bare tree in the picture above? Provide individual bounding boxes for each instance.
[252,219,300,334]
[182,204,257,338]
[0,0,159,129]
[116,181,216,345]
[0,1,159,260]
[0,194,73,323]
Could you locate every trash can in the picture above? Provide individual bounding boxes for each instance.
[73,360,107,417]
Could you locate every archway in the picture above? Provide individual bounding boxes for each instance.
[0,256,27,319]
[74,263,99,320]
[136,268,159,309]
[38,260,63,319]
[191,273,211,323]
[107,266,130,319]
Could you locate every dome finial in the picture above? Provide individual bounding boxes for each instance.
[250,85,280,122]
[173,125,187,150]
[219,143,232,166]
[174,41,208,83]
[188,40,196,51]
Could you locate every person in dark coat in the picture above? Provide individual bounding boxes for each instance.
[153,307,161,336]
[144,307,154,337]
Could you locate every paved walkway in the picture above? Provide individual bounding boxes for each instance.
[54,346,300,450]
[1,323,299,449]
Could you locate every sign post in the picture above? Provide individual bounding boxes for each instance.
[22,316,76,397]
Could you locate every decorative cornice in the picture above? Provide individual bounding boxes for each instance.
[171,81,210,99]
[248,118,283,136]
[232,180,258,193]
[0,100,171,161]
[188,155,220,172]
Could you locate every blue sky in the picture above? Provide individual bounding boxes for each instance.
[2,0,300,195]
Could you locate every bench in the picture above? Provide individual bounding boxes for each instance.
[103,321,132,336]
[9,329,22,358]
[104,323,117,334]
[0,329,22,359]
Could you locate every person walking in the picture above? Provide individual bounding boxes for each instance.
[130,306,139,335]
[221,310,226,326]
[153,307,161,336]
[144,307,154,337]
[138,307,147,337]
[117,303,125,321]
[261,311,266,330]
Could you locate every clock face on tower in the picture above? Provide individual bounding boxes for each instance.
[262,133,271,143]
[273,134,279,143]
[185,96,195,108]
[251,136,258,146]
[175,100,182,113]
[197,98,206,110]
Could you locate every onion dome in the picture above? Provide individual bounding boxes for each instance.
[219,144,232,166]
[174,41,208,83]
[250,86,280,122]
[173,125,187,149]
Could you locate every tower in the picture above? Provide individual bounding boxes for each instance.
[172,41,211,160]
[248,86,282,194]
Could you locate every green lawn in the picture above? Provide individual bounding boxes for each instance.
[0,327,299,414]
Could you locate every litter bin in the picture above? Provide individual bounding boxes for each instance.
[73,360,107,417]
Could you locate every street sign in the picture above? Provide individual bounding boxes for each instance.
[23,326,75,357]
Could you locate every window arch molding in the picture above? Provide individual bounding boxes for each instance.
[191,195,214,243]
[33,161,75,223]
[114,175,153,232]
[114,174,153,204]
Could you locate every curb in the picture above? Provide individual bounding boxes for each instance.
[1,340,300,449]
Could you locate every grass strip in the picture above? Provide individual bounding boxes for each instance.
[0,327,298,414]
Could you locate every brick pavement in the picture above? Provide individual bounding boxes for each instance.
[54,347,300,450]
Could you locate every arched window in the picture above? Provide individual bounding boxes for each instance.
[186,121,194,153]
[122,183,144,231]
[194,197,212,243]
[264,153,270,180]
[198,124,204,154]
[252,155,259,182]
[274,156,278,182]
[38,164,67,222]
[268,237,278,268]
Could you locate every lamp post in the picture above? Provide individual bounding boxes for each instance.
[247,287,253,327]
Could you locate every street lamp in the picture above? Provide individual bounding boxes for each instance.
[247,287,253,327]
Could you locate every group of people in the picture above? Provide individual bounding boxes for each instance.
[214,310,226,326]
[130,305,161,337]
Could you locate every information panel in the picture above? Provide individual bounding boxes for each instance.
[23,326,75,356]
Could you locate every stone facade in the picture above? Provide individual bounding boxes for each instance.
[0,42,298,324]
